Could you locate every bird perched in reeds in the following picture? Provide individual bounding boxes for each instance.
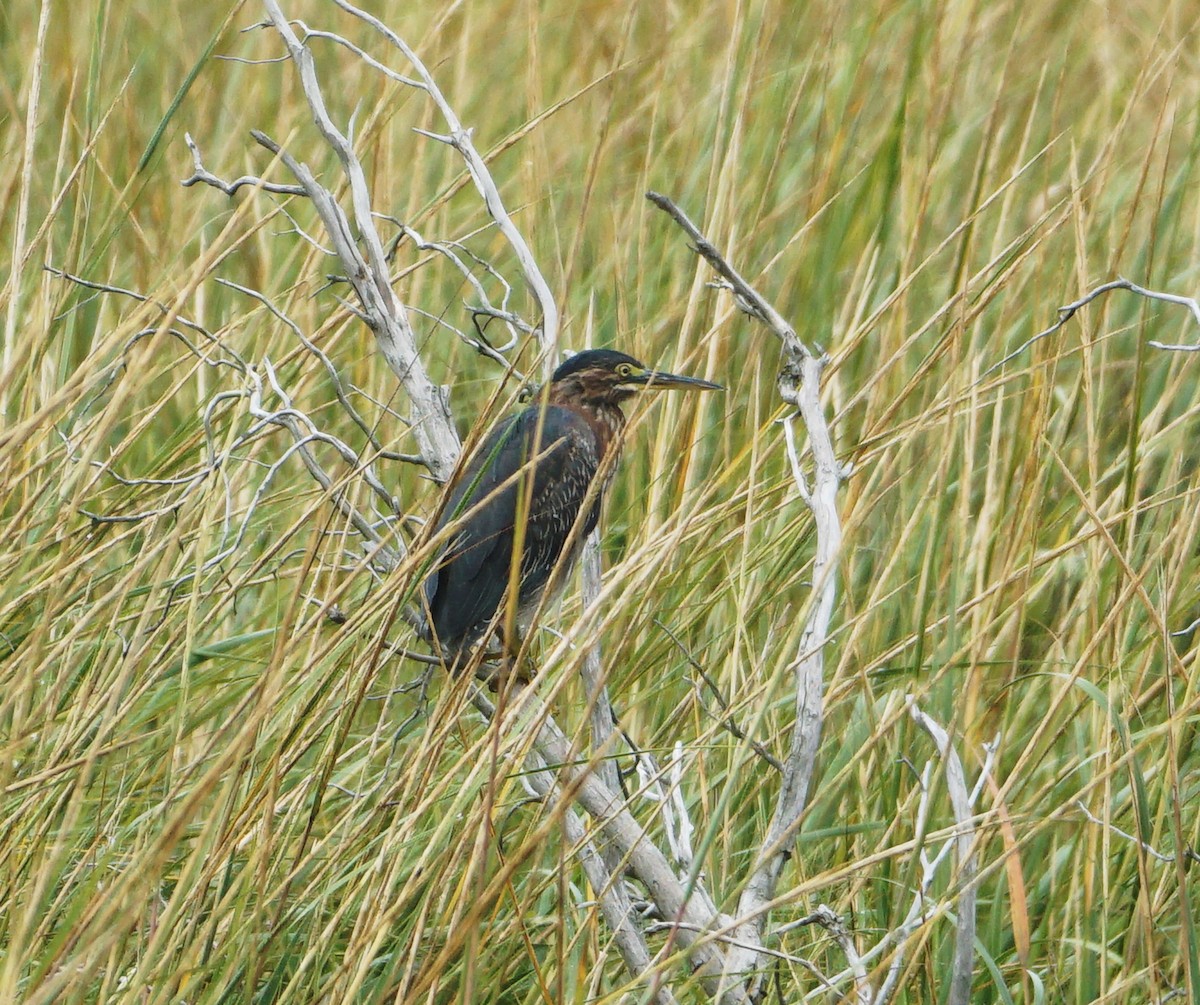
[420,348,721,672]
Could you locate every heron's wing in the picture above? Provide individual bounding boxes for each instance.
[424,405,599,648]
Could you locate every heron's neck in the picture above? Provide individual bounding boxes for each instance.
[549,386,627,460]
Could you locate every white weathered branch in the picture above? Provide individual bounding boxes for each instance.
[788,906,871,1005]
[182,132,305,196]
[552,765,680,1005]
[907,700,977,1005]
[520,708,747,1004]
[984,276,1200,378]
[187,117,461,482]
[401,223,534,365]
[50,268,405,583]
[257,17,461,476]
[1075,800,1175,862]
[579,535,622,797]
[648,191,845,998]
[635,743,697,875]
[216,278,421,464]
[332,0,560,376]
[793,727,990,1005]
[185,2,463,482]
[470,689,742,1004]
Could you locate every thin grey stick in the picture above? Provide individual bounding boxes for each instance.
[983,276,1200,378]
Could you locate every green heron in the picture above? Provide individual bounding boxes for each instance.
[421,348,721,670]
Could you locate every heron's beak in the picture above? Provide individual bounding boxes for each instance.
[638,369,723,391]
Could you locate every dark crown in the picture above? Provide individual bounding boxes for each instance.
[551,349,643,382]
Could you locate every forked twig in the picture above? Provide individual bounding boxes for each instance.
[906,701,978,1005]
[648,191,845,998]
[983,276,1200,378]
[330,0,559,374]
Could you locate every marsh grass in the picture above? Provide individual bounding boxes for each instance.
[2,0,1199,1002]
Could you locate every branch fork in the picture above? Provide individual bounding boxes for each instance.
[646,192,845,999]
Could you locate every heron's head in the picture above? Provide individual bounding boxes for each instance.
[549,349,722,406]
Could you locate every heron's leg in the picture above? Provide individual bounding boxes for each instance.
[492,628,530,685]
[500,625,533,684]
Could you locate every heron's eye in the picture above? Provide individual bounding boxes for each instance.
[616,363,634,377]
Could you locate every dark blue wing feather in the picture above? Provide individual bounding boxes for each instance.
[423,404,600,654]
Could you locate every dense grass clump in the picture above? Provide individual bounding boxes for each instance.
[2,1,1199,1002]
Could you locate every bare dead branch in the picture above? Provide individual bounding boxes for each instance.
[273,19,423,89]
[181,133,306,196]
[579,534,635,889]
[776,906,870,1004]
[907,701,977,1005]
[791,741,985,1005]
[643,920,840,992]
[330,0,559,376]
[866,759,938,1005]
[215,278,419,464]
[401,223,534,366]
[632,743,697,876]
[253,358,402,549]
[983,276,1200,378]
[562,785,680,1005]
[188,4,462,482]
[648,191,845,998]
[645,192,810,363]
[49,267,405,580]
[503,701,747,1005]
[1075,800,1176,862]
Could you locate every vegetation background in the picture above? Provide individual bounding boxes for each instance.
[2,0,1199,1002]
